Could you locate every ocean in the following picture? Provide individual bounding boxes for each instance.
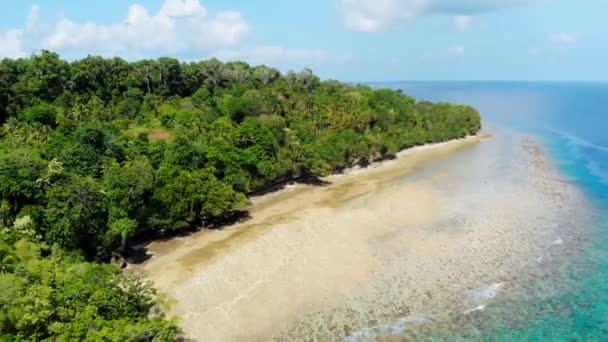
[380,81,608,341]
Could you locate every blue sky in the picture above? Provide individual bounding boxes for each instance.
[1,0,606,81]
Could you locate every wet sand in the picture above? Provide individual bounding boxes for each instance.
[132,129,590,341]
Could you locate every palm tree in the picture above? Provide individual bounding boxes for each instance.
[0,247,16,274]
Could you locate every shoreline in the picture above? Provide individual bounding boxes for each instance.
[132,129,589,341]
[247,133,488,211]
[132,133,487,274]
[244,134,489,200]
[123,134,488,251]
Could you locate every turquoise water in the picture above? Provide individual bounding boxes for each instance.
[383,82,608,341]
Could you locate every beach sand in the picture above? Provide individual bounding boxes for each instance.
[132,129,590,341]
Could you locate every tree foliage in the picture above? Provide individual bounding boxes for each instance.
[0,51,481,259]
[0,238,179,341]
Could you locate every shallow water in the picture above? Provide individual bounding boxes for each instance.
[278,129,591,341]
[383,81,608,341]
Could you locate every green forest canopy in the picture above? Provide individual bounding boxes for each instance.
[0,51,481,340]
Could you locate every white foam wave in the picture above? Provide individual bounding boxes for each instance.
[586,160,608,185]
[343,314,432,342]
[545,127,608,153]
[463,282,504,305]
[463,304,487,315]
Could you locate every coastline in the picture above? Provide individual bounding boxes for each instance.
[133,133,486,274]
[132,129,590,341]
[248,133,489,211]
[244,134,489,201]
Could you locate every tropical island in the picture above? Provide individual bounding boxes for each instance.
[0,51,481,340]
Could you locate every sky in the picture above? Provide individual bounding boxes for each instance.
[0,0,606,82]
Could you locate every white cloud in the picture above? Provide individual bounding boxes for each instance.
[38,0,249,57]
[203,11,250,46]
[448,44,465,56]
[340,0,421,32]
[160,0,206,18]
[0,30,25,58]
[339,0,529,32]
[452,15,471,30]
[0,1,340,72]
[550,32,578,44]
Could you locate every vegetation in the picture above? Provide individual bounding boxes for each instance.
[0,51,480,340]
[0,237,179,341]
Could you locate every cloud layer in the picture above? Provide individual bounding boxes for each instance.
[0,0,253,60]
[339,0,528,32]
[41,0,249,58]
[0,30,24,58]
[0,0,335,71]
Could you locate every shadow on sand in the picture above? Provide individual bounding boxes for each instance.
[125,174,332,265]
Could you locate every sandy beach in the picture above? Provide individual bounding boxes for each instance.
[132,129,590,341]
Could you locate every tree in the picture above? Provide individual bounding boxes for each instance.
[297,68,319,91]
[12,50,69,105]
[224,61,250,85]
[0,240,180,341]
[157,57,184,96]
[44,176,109,258]
[103,159,153,211]
[103,157,154,247]
[253,66,280,86]
[282,128,307,175]
[110,218,137,252]
[200,58,226,92]
[192,87,212,109]
[152,167,241,230]
[0,149,46,217]
[0,246,16,274]
[18,103,59,127]
[116,87,144,119]
[70,55,114,101]
[0,58,20,123]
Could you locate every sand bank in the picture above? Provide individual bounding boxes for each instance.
[132,130,589,341]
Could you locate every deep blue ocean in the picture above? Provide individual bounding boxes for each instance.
[380,82,608,341]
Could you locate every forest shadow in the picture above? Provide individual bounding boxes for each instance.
[124,157,409,265]
[247,174,330,197]
[351,153,397,169]
[126,175,333,264]
[125,210,252,264]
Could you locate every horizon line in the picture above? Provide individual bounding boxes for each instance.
[359,80,608,84]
